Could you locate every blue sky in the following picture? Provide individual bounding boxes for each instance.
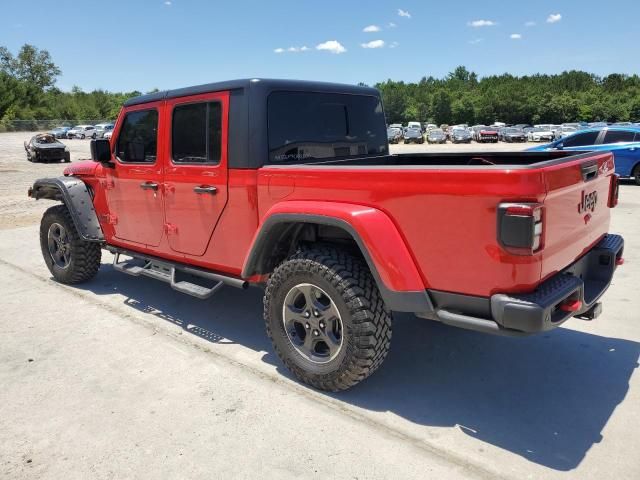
[2,0,639,92]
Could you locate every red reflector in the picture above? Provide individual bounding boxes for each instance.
[560,299,582,312]
[506,205,533,216]
[616,257,625,266]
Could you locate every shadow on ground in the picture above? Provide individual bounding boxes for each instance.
[78,264,639,471]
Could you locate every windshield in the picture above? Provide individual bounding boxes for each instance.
[431,129,444,135]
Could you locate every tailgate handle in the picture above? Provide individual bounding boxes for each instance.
[581,163,598,182]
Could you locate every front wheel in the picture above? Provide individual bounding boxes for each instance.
[40,204,101,284]
[264,246,392,391]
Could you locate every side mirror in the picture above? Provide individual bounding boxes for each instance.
[90,139,112,163]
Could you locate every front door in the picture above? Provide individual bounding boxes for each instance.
[105,103,165,247]
[162,92,229,256]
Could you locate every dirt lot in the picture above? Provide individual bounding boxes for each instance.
[1,131,639,479]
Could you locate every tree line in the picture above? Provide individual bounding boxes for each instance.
[0,44,143,131]
[375,66,640,126]
[1,45,639,132]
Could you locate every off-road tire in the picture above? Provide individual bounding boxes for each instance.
[40,204,101,284]
[264,245,392,391]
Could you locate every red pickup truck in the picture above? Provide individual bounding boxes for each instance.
[29,79,624,391]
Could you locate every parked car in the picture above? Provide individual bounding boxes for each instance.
[403,126,424,144]
[427,128,447,144]
[28,78,624,392]
[387,127,402,144]
[48,126,71,139]
[557,126,578,139]
[407,121,422,132]
[450,128,472,144]
[67,125,97,139]
[24,133,70,163]
[528,127,555,142]
[476,127,499,143]
[95,123,115,138]
[501,127,527,143]
[470,125,486,141]
[103,130,113,140]
[528,127,640,185]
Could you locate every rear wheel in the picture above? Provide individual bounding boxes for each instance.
[264,246,392,391]
[40,204,101,284]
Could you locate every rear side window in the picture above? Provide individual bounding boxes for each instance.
[602,130,635,144]
[267,91,388,163]
[116,109,158,163]
[172,102,222,164]
[562,131,599,148]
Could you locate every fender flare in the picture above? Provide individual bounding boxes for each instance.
[242,201,434,313]
[29,177,104,242]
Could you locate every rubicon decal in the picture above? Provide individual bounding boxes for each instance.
[578,190,598,214]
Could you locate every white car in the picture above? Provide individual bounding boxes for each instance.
[67,125,97,139]
[556,126,578,139]
[528,127,555,142]
[103,130,113,140]
[407,121,422,131]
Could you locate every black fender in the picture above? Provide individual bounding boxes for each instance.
[29,177,104,242]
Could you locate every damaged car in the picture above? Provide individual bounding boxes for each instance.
[24,134,71,163]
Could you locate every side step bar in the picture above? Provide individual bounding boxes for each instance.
[109,247,248,300]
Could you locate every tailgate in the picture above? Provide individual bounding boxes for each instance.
[540,152,615,281]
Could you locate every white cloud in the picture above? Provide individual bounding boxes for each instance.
[510,33,522,40]
[363,25,381,32]
[468,38,483,45]
[398,9,411,18]
[547,13,562,23]
[164,1,171,5]
[361,40,385,49]
[468,19,496,27]
[525,21,536,27]
[316,40,347,54]
[274,46,310,54]
[388,22,397,28]
[389,41,399,49]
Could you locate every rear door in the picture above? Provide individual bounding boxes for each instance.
[162,92,229,256]
[105,103,165,246]
[539,152,615,280]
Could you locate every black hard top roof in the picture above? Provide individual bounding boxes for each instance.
[123,78,380,107]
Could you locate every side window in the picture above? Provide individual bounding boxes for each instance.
[562,131,599,148]
[602,130,635,144]
[172,102,221,164]
[116,109,158,163]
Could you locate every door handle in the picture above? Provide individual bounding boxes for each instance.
[140,182,159,191]
[194,185,217,195]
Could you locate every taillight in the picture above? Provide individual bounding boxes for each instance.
[608,174,620,208]
[497,202,544,255]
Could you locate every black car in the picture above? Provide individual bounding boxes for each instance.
[403,127,424,144]
[387,127,403,144]
[427,129,447,144]
[450,128,472,144]
[501,127,527,143]
[24,134,70,163]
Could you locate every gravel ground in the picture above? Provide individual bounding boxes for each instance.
[1,131,639,479]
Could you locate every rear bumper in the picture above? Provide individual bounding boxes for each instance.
[420,234,624,336]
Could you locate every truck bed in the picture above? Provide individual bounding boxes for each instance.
[310,150,584,167]
[259,149,615,298]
